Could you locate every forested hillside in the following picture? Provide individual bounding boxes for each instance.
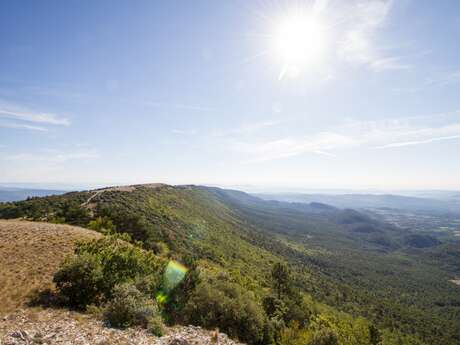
[1,184,459,344]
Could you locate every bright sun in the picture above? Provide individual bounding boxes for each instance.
[273,12,326,78]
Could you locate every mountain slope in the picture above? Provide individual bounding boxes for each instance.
[1,184,460,344]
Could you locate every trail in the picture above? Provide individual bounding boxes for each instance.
[81,190,103,207]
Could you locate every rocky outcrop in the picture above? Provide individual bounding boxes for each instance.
[0,309,244,345]
[156,326,242,345]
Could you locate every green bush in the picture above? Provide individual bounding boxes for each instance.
[104,283,165,335]
[163,266,200,323]
[147,314,167,336]
[183,278,266,345]
[0,203,21,219]
[53,235,165,309]
[87,216,115,233]
[309,328,339,345]
[56,201,91,226]
[53,253,104,309]
[97,206,158,244]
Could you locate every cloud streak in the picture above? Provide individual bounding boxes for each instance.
[0,121,48,131]
[370,57,412,71]
[0,108,70,126]
[229,115,460,162]
[336,0,398,69]
[376,135,460,148]
[3,150,98,163]
[232,132,354,162]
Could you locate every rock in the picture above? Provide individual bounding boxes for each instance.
[1,309,245,345]
[169,337,191,345]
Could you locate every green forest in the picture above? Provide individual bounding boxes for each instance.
[1,184,459,345]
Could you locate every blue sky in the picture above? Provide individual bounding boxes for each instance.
[1,0,460,190]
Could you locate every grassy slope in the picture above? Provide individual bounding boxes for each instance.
[0,220,101,315]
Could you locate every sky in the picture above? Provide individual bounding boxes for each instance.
[1,0,460,190]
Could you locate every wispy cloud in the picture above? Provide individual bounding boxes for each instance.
[339,0,392,63]
[3,150,98,163]
[370,56,412,71]
[229,113,460,162]
[0,108,70,126]
[337,0,395,68]
[376,135,460,148]
[232,132,353,162]
[0,121,48,131]
[0,99,70,133]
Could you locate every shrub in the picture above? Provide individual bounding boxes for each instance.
[49,216,66,224]
[56,201,91,226]
[0,203,21,219]
[74,235,165,299]
[53,253,104,309]
[271,262,290,299]
[147,314,166,336]
[53,235,165,309]
[96,206,158,244]
[309,328,339,345]
[104,283,164,333]
[87,216,115,233]
[163,266,200,323]
[183,278,266,345]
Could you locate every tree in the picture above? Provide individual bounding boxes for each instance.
[104,282,165,335]
[183,279,266,345]
[87,216,115,234]
[309,328,338,345]
[53,253,104,308]
[272,262,290,299]
[369,324,382,345]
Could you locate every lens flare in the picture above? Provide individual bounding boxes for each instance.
[156,260,188,304]
[163,260,188,291]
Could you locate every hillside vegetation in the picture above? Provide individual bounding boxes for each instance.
[1,184,460,344]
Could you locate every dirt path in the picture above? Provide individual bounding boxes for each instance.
[80,190,104,207]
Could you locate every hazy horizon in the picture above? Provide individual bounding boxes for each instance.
[1,1,460,189]
[1,181,460,197]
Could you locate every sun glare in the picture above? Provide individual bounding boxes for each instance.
[273,12,326,78]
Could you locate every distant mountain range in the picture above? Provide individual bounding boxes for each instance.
[255,192,460,214]
[0,186,66,202]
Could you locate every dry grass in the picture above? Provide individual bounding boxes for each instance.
[0,220,101,316]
